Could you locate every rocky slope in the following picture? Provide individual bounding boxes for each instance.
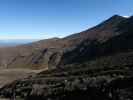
[0,15,127,70]
[1,15,133,100]
[1,56,133,100]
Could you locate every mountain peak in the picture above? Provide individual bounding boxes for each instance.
[105,14,126,22]
[111,14,123,18]
[95,14,126,29]
[110,14,130,19]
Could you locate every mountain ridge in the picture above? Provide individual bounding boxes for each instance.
[0,14,131,70]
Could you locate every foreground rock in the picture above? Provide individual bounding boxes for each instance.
[0,63,133,100]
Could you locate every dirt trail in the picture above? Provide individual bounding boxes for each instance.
[0,68,47,88]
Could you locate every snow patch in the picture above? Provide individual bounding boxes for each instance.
[123,16,130,18]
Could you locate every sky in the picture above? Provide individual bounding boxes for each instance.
[0,0,132,40]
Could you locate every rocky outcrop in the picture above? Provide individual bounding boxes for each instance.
[1,63,133,100]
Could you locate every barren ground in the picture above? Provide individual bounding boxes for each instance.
[0,68,47,88]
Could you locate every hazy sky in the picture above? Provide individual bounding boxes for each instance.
[0,0,132,39]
